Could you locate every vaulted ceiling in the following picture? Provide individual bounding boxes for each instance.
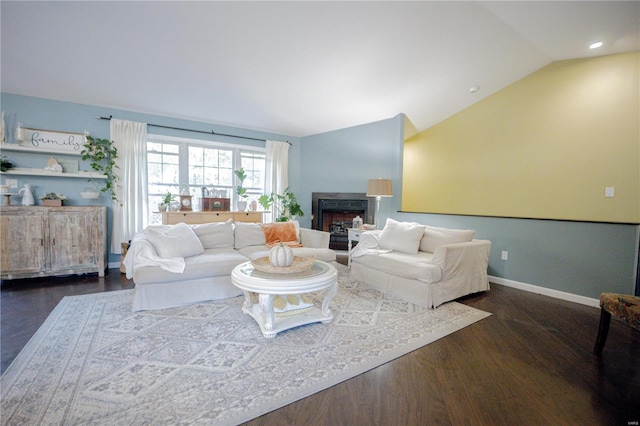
[2,1,638,137]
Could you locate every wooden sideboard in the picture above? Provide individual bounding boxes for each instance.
[0,206,107,280]
[159,211,263,225]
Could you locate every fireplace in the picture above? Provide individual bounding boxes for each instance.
[311,193,375,250]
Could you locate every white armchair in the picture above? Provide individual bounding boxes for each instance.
[350,220,491,308]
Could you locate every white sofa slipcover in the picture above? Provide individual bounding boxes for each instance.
[350,220,491,308]
[123,220,335,311]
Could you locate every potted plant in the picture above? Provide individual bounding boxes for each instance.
[159,191,174,211]
[234,167,249,211]
[258,188,304,222]
[81,136,120,205]
[0,155,13,172]
[40,192,67,207]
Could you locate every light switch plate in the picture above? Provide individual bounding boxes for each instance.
[605,187,614,198]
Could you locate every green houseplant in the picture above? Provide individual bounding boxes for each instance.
[258,188,304,222]
[234,168,249,211]
[159,191,174,211]
[81,136,120,204]
[39,192,67,207]
[0,155,13,172]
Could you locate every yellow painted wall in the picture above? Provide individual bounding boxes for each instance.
[403,52,640,223]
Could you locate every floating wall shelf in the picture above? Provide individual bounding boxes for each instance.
[0,168,106,179]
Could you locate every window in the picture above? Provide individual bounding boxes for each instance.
[146,135,266,225]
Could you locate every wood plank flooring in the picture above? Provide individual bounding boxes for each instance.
[2,261,638,425]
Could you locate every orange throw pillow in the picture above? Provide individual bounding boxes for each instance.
[260,222,302,248]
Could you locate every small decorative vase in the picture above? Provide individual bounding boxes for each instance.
[237,200,248,211]
[18,184,35,206]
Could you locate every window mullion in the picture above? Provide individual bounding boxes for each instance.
[179,142,190,194]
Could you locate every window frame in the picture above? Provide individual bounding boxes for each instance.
[146,133,266,219]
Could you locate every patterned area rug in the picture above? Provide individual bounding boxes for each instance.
[1,264,490,425]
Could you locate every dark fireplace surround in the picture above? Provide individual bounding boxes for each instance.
[311,192,375,250]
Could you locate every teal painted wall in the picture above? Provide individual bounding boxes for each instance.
[297,114,404,229]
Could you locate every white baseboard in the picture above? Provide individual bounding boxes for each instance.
[108,261,120,270]
[488,275,600,308]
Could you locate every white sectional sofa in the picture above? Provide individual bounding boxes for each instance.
[123,220,335,311]
[350,218,491,308]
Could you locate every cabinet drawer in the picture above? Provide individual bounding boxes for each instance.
[201,212,234,223]
[165,212,202,224]
[234,212,263,223]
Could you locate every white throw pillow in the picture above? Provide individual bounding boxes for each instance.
[193,219,234,249]
[234,221,267,249]
[420,225,475,253]
[378,218,426,255]
[145,222,204,258]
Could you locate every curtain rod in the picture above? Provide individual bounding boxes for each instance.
[95,115,292,145]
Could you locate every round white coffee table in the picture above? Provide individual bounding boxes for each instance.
[231,260,338,338]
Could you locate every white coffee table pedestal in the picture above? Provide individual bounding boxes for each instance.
[231,260,338,338]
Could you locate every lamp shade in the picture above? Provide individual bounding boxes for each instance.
[366,178,393,197]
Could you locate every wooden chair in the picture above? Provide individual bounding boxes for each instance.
[593,292,640,354]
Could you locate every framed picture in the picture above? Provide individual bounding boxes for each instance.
[18,128,85,155]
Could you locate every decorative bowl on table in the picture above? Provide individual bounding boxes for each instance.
[251,256,314,274]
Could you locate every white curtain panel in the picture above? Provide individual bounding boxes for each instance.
[265,140,289,222]
[110,119,148,253]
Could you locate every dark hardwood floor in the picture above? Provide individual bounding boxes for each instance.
[2,259,638,425]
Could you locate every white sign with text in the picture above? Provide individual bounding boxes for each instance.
[20,128,85,155]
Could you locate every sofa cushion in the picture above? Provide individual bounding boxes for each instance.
[378,218,426,255]
[193,219,234,249]
[351,251,442,284]
[133,248,247,284]
[419,225,475,253]
[234,222,267,249]
[145,222,204,258]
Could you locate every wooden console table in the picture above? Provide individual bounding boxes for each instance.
[159,211,263,225]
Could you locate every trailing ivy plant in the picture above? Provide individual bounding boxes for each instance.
[81,136,120,205]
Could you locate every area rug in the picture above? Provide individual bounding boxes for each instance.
[1,264,490,425]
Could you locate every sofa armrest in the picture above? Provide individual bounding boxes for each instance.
[123,232,186,279]
[300,228,330,248]
[431,239,491,281]
[359,230,382,247]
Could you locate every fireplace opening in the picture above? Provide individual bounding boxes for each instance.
[311,193,375,250]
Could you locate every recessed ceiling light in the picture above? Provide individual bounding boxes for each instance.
[469,86,480,94]
[589,41,603,49]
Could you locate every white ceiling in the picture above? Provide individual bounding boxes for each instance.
[1,1,638,137]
